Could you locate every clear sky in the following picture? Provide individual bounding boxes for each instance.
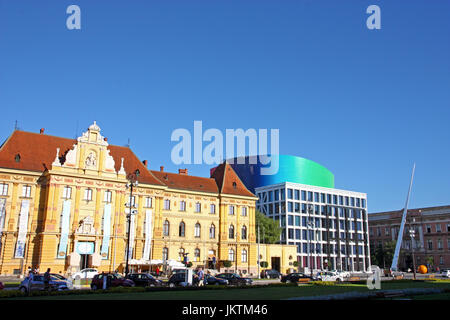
[0,0,449,213]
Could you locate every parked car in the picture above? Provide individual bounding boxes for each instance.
[0,281,4,290]
[215,273,253,286]
[261,269,282,279]
[19,274,72,293]
[442,270,450,278]
[281,273,314,283]
[168,272,198,287]
[71,268,98,281]
[204,274,228,285]
[90,273,135,290]
[125,273,163,287]
[316,271,345,282]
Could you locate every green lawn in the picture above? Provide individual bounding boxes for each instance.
[11,281,450,300]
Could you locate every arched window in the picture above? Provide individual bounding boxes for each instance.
[194,248,200,262]
[163,220,170,236]
[241,225,247,240]
[209,224,216,239]
[162,247,168,261]
[179,221,185,237]
[229,225,235,239]
[194,223,201,238]
[241,249,247,262]
[228,249,235,262]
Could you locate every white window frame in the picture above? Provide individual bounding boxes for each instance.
[210,204,216,214]
[104,190,112,203]
[144,197,152,208]
[22,185,31,198]
[164,199,171,210]
[62,186,72,199]
[195,202,201,213]
[179,200,186,211]
[194,223,201,238]
[241,206,247,216]
[0,183,9,196]
[229,205,235,215]
[84,188,93,201]
[241,249,247,262]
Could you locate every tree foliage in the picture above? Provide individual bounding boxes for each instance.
[255,210,282,244]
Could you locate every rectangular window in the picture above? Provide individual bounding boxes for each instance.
[356,198,361,207]
[314,192,319,203]
[288,215,293,226]
[345,196,349,206]
[288,228,294,239]
[210,204,216,214]
[163,199,170,210]
[229,205,235,215]
[426,225,431,233]
[301,203,307,213]
[104,190,112,203]
[288,202,293,213]
[321,193,326,203]
[428,240,433,250]
[295,203,300,213]
[268,191,273,202]
[63,186,72,199]
[274,190,279,201]
[195,202,201,213]
[295,215,300,226]
[327,194,331,204]
[362,199,366,208]
[179,200,186,211]
[84,188,93,201]
[333,195,337,205]
[301,190,306,201]
[308,191,313,202]
[294,190,300,200]
[22,185,31,198]
[287,189,293,199]
[350,197,355,207]
[339,195,343,205]
[436,224,442,232]
[241,206,247,216]
[144,196,152,208]
[0,183,8,196]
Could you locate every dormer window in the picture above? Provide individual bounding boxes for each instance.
[232,182,237,189]
[15,154,21,163]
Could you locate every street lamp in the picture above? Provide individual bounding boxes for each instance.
[409,224,417,280]
[306,203,314,277]
[125,169,140,276]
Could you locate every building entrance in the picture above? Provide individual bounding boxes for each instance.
[271,257,280,272]
[80,254,91,270]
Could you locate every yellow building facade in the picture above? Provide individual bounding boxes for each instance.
[0,122,295,277]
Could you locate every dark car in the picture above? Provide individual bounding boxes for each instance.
[125,273,163,287]
[261,269,282,279]
[90,273,135,290]
[280,273,314,283]
[168,272,199,287]
[204,274,228,285]
[215,273,253,286]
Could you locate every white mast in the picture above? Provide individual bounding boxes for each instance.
[391,163,416,272]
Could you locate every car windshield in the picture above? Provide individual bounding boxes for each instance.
[231,273,241,278]
[114,273,124,279]
[51,274,66,280]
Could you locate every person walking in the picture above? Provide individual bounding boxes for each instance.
[156,266,160,278]
[44,268,51,292]
[197,267,205,287]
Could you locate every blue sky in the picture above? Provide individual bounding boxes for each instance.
[0,0,449,212]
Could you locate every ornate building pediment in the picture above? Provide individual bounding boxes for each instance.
[76,216,96,235]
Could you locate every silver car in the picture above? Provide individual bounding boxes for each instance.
[19,274,73,294]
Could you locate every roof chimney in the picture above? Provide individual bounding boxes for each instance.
[143,160,148,168]
[40,128,45,134]
[178,168,188,175]
[104,137,108,142]
[160,166,164,172]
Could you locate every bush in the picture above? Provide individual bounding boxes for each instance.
[222,260,232,268]
[310,281,340,286]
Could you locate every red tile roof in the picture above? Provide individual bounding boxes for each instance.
[151,170,219,194]
[0,130,165,186]
[211,162,256,198]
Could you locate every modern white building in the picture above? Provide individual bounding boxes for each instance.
[228,155,371,272]
[255,182,369,272]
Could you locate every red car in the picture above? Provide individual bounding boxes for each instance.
[90,273,135,290]
[0,281,4,290]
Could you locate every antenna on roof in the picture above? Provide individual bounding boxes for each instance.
[14,120,18,131]
[125,138,130,148]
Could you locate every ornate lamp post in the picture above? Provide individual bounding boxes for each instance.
[409,226,417,280]
[125,169,140,276]
[306,203,314,277]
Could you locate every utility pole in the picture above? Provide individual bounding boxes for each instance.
[257,224,260,279]
[125,169,140,276]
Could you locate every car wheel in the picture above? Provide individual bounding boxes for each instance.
[149,284,155,287]
[75,275,80,281]
[20,287,27,294]
[169,283,175,288]
[287,280,293,284]
[91,284,98,290]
